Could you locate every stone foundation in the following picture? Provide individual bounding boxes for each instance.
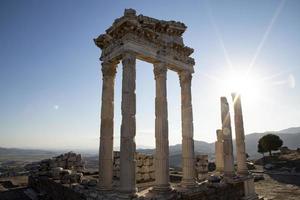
[29,175,246,200]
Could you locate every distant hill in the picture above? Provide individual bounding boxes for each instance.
[0,147,57,162]
[1,127,299,168]
[159,127,300,167]
[278,127,300,134]
[244,132,300,158]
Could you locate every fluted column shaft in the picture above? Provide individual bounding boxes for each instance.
[119,52,137,193]
[232,93,248,175]
[179,71,196,187]
[220,97,235,177]
[99,62,117,190]
[153,63,170,191]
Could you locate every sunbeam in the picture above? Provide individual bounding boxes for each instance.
[205,0,234,70]
[247,0,286,74]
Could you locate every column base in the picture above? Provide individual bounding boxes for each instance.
[242,194,259,200]
[224,171,236,179]
[152,184,172,193]
[118,187,138,194]
[181,179,197,188]
[117,192,138,200]
[97,186,113,191]
[238,170,249,176]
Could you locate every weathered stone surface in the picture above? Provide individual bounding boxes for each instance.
[232,93,248,176]
[113,151,155,183]
[195,155,208,181]
[220,97,235,178]
[215,129,224,172]
[153,62,170,191]
[179,71,196,187]
[119,52,137,194]
[94,9,195,72]
[99,61,117,190]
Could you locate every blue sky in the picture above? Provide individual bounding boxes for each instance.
[0,0,299,150]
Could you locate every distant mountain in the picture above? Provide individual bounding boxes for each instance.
[278,127,300,134]
[166,127,300,166]
[1,127,299,168]
[244,132,300,158]
[0,147,57,162]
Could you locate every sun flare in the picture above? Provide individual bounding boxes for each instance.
[221,70,262,101]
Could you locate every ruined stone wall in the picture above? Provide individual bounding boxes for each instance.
[195,154,208,181]
[27,152,84,173]
[28,152,84,185]
[113,151,155,183]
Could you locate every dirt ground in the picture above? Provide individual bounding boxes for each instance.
[255,173,300,200]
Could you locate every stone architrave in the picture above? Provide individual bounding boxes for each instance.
[232,93,248,175]
[98,62,117,190]
[153,62,171,191]
[179,71,196,187]
[215,129,224,173]
[119,52,137,194]
[220,97,235,178]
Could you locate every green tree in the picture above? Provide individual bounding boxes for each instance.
[258,134,283,156]
[257,142,267,157]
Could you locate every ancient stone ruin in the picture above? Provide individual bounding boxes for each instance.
[26,8,261,200]
[113,152,155,183]
[215,94,259,200]
[94,8,196,195]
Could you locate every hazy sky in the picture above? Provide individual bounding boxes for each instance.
[1,0,299,150]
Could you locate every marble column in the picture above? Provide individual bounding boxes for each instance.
[99,61,117,190]
[179,71,196,187]
[232,93,248,175]
[220,97,235,178]
[153,63,170,191]
[215,129,224,173]
[119,52,137,193]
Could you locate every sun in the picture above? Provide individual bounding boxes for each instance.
[220,70,262,101]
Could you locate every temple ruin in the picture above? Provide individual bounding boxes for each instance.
[93,8,259,200]
[215,95,259,200]
[94,8,196,195]
[25,8,260,200]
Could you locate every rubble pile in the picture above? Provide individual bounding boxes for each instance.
[29,152,85,184]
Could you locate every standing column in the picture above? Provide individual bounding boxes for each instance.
[153,63,170,191]
[179,71,196,187]
[119,52,137,194]
[215,129,224,173]
[99,61,117,190]
[232,93,248,175]
[220,97,235,178]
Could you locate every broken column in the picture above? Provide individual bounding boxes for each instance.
[215,129,224,173]
[220,97,235,178]
[232,93,248,175]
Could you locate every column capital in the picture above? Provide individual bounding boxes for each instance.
[101,62,117,77]
[153,62,167,80]
[179,70,192,87]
